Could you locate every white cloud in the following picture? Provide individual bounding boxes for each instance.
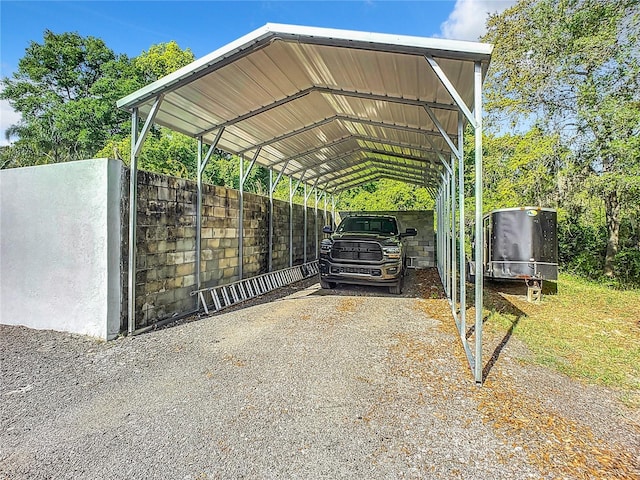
[0,95,22,147]
[440,0,516,41]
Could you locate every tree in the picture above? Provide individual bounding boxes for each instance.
[483,0,640,276]
[134,41,195,83]
[336,179,434,212]
[1,33,197,169]
[476,128,569,211]
[1,30,135,166]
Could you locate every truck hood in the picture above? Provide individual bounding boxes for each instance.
[331,232,400,245]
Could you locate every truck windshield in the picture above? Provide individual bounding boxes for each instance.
[336,217,397,235]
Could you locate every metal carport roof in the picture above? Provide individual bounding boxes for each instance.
[117,23,491,192]
[118,23,493,384]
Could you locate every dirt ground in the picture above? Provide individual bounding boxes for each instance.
[1,269,638,479]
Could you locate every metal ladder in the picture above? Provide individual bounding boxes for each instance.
[191,260,319,314]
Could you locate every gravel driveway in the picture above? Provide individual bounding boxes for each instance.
[1,270,638,479]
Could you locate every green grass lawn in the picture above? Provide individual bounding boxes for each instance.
[483,273,640,407]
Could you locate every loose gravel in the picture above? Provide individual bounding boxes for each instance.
[1,270,638,479]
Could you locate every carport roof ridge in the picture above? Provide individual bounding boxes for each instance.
[117,23,493,192]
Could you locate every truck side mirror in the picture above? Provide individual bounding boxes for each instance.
[322,225,334,234]
[401,228,417,237]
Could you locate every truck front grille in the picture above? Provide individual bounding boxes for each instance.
[331,241,383,262]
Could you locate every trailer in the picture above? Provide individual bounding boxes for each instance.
[468,207,558,301]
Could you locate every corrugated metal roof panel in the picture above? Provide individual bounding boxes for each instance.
[118,23,492,192]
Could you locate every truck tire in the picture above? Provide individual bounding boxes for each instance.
[389,281,402,295]
[320,278,336,289]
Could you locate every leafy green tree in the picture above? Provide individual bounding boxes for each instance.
[1,30,135,166]
[483,0,640,277]
[336,179,434,212]
[480,128,567,210]
[134,41,195,83]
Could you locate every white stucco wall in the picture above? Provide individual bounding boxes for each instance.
[0,158,122,340]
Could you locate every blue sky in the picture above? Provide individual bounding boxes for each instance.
[0,0,515,145]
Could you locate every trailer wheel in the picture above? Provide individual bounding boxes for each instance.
[466,261,475,283]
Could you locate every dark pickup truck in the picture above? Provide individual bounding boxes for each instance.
[318,214,417,294]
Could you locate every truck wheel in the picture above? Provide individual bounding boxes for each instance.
[389,281,402,295]
[320,278,336,289]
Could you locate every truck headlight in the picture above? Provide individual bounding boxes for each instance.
[320,242,332,253]
[383,246,401,259]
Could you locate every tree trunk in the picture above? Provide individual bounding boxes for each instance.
[603,189,621,277]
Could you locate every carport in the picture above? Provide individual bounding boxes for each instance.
[116,24,492,383]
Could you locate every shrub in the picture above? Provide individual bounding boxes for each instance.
[614,249,640,287]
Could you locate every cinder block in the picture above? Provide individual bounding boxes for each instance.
[167,252,185,265]
[181,203,196,216]
[176,262,195,276]
[177,238,195,251]
[166,277,183,289]
[157,187,174,202]
[144,280,163,294]
[226,189,238,200]
[224,228,238,239]
[206,238,220,249]
[177,189,196,203]
[156,289,176,306]
[223,267,238,279]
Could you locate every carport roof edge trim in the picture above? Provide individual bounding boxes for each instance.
[116,22,493,110]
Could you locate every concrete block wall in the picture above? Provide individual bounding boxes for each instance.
[291,203,305,265]
[134,171,198,328]
[200,184,240,288]
[1,158,333,336]
[340,210,435,268]
[130,169,330,328]
[240,191,270,279]
[271,201,290,271]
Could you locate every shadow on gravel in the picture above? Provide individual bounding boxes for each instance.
[479,282,529,382]
[461,279,531,382]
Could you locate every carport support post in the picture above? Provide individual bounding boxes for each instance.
[436,188,442,279]
[288,178,301,266]
[445,172,451,298]
[315,188,319,259]
[268,169,274,271]
[473,61,484,384]
[196,136,203,305]
[451,154,457,315]
[127,95,162,335]
[331,194,336,228]
[303,184,308,263]
[239,155,244,280]
[323,190,328,226]
[239,149,259,279]
[458,113,466,335]
[303,181,317,263]
[195,128,224,297]
[127,107,139,335]
[289,178,294,267]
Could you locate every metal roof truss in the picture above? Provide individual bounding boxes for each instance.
[119,24,492,384]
